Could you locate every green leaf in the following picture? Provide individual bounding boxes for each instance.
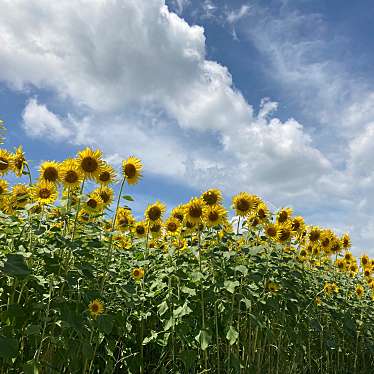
[122,195,134,201]
[181,286,196,296]
[142,330,158,345]
[224,280,239,294]
[0,336,18,359]
[23,360,39,374]
[235,265,248,276]
[226,326,239,345]
[97,315,114,334]
[173,302,192,319]
[3,254,31,277]
[195,329,211,351]
[158,301,168,316]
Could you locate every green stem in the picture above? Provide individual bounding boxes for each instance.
[71,178,86,241]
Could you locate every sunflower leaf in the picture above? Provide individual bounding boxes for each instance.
[122,195,134,201]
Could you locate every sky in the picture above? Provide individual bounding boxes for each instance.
[1,0,374,254]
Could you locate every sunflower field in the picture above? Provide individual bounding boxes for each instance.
[1,122,374,374]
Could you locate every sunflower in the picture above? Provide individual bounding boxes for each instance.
[264,223,278,239]
[171,205,185,222]
[247,214,260,228]
[276,222,293,243]
[132,267,144,281]
[335,259,345,271]
[201,188,223,206]
[320,229,334,254]
[11,184,30,209]
[83,193,104,214]
[355,284,364,298]
[361,254,370,268]
[291,216,305,233]
[256,202,270,222]
[32,180,58,205]
[308,226,321,243]
[145,201,166,223]
[77,148,104,180]
[276,207,293,224]
[341,233,351,250]
[122,156,142,185]
[344,251,353,262]
[39,161,61,184]
[97,163,117,185]
[0,149,13,176]
[298,248,308,262]
[88,299,105,318]
[330,238,342,254]
[150,222,163,238]
[133,221,147,238]
[232,192,256,217]
[116,207,135,231]
[165,217,181,236]
[204,205,227,227]
[184,220,197,234]
[0,179,8,197]
[266,281,280,293]
[60,159,82,189]
[363,267,371,278]
[78,209,92,223]
[93,186,114,208]
[184,198,206,225]
[13,145,27,177]
[114,234,132,250]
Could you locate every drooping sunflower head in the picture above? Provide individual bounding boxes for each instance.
[171,205,185,222]
[84,192,104,214]
[39,161,61,184]
[185,197,206,225]
[248,214,260,228]
[341,233,351,249]
[335,259,345,271]
[330,238,342,254]
[11,184,31,209]
[201,188,223,206]
[150,222,163,238]
[13,145,27,177]
[291,216,305,233]
[122,156,142,185]
[77,148,104,179]
[361,254,370,268]
[32,180,58,205]
[204,204,227,227]
[232,192,256,217]
[97,162,117,185]
[60,158,82,189]
[355,284,364,298]
[133,221,147,238]
[116,207,135,231]
[78,209,92,223]
[308,226,321,243]
[145,201,166,223]
[363,267,371,278]
[256,202,270,221]
[265,223,278,239]
[0,149,14,176]
[164,217,181,236]
[276,207,293,224]
[0,179,8,197]
[276,222,293,243]
[93,186,114,207]
[88,299,104,318]
[132,267,144,281]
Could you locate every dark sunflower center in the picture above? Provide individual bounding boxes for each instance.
[99,171,110,182]
[16,192,28,203]
[208,211,219,222]
[0,186,3,194]
[345,254,351,260]
[278,211,288,223]
[81,213,89,221]
[309,231,320,242]
[136,225,145,235]
[300,249,307,257]
[148,206,161,221]
[65,170,79,183]
[39,188,51,199]
[258,209,266,218]
[81,157,98,173]
[343,239,349,246]
[363,258,368,265]
[338,262,344,269]
[278,229,291,241]
[203,193,217,205]
[118,217,128,227]
[250,217,259,227]
[100,192,110,203]
[43,167,58,182]
[167,222,178,232]
[0,157,9,171]
[321,238,329,247]
[91,304,99,312]
[87,199,98,209]
[267,227,277,237]
[150,224,161,233]
[133,269,140,277]
[189,205,202,218]
[236,198,250,212]
[186,221,195,229]
[124,163,137,178]
[292,220,300,230]
[14,158,24,170]
[173,213,183,222]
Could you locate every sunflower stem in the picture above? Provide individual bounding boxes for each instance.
[71,177,86,240]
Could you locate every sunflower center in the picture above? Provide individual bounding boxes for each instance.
[258,209,266,218]
[203,192,218,205]
[321,238,329,247]
[133,269,140,277]
[0,157,9,171]
[136,225,145,235]
[39,188,51,199]
[278,229,291,241]
[148,206,161,221]
[0,186,3,194]
[362,258,368,265]
[208,211,219,222]
[292,221,300,230]
[99,171,110,182]
[100,192,110,203]
[189,205,202,218]
[118,217,128,227]
[124,164,137,178]
[300,249,307,257]
[16,192,28,203]
[186,221,195,229]
[43,167,58,182]
[81,157,98,173]
[278,211,288,223]
[236,198,250,212]
[91,303,99,312]
[150,224,161,233]
[65,170,79,183]
[173,213,184,222]
[266,227,277,237]
[87,198,98,209]
[309,231,320,242]
[167,222,178,232]
[14,159,24,170]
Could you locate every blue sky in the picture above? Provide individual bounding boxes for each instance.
[1,0,374,253]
